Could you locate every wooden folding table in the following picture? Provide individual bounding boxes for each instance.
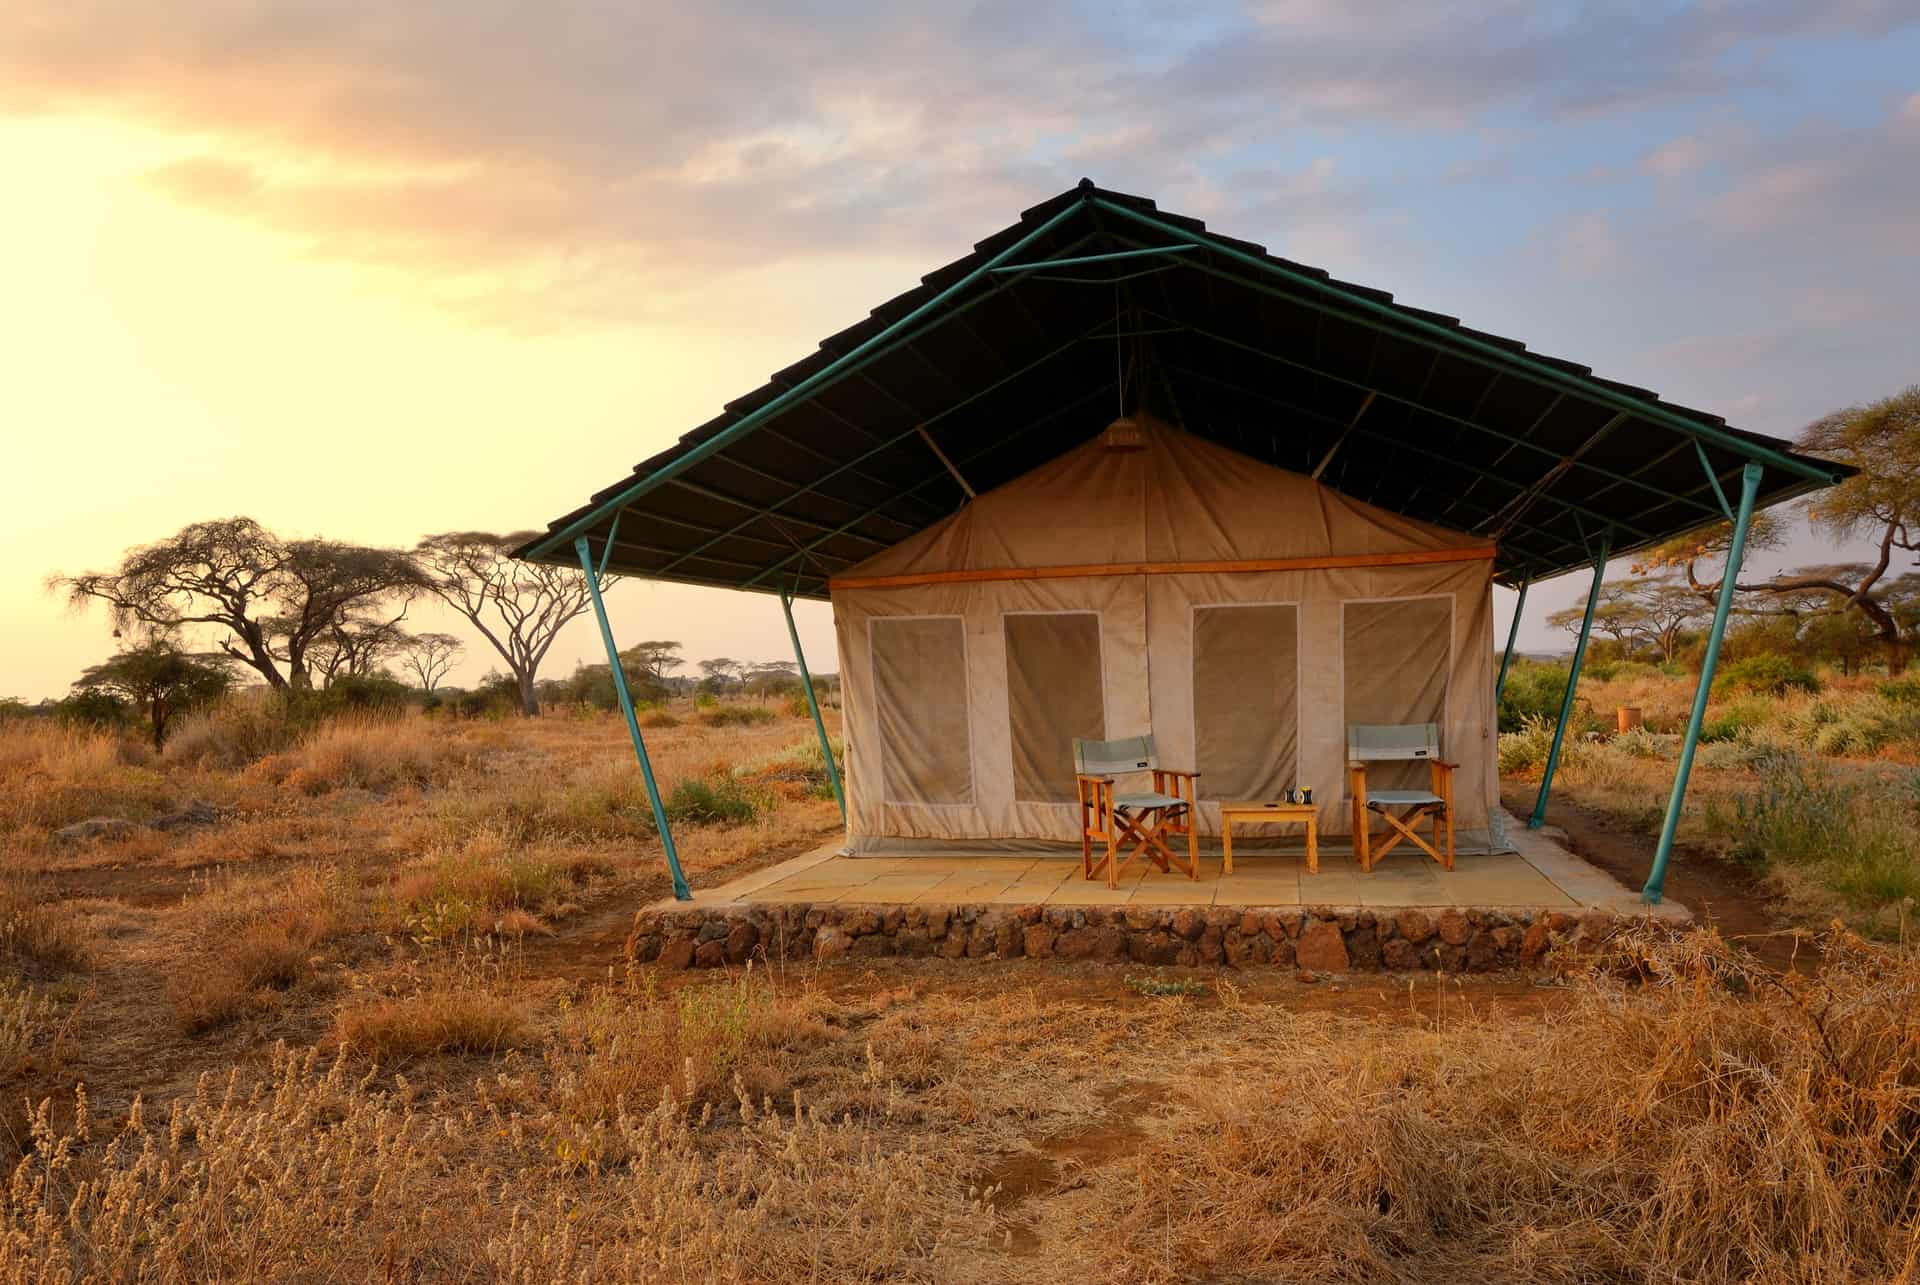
[1219,801,1319,874]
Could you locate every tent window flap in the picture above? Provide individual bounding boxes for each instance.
[1193,603,1300,801]
[1343,596,1451,792]
[1005,612,1106,804]
[873,616,974,805]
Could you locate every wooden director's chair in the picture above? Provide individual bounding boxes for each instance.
[1348,723,1455,872]
[1073,735,1199,888]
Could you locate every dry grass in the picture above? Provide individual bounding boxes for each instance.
[28,700,1920,1278]
[7,929,1920,1281]
[278,716,476,794]
[0,875,94,978]
[334,987,530,1058]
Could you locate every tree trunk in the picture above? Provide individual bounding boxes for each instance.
[1890,640,1910,678]
[517,669,540,717]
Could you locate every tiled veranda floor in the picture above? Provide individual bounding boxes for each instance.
[662,810,1684,918]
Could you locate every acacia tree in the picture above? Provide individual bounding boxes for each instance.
[699,658,745,691]
[619,641,685,685]
[73,643,234,749]
[414,532,606,716]
[299,602,417,687]
[1641,386,1920,673]
[398,631,464,692]
[52,518,421,690]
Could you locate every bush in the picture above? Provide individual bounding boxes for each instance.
[1497,659,1570,734]
[52,689,127,733]
[1713,653,1821,698]
[1878,677,1920,704]
[318,673,412,714]
[1610,725,1667,759]
[1497,714,1565,775]
[1706,753,1920,917]
[665,775,762,825]
[164,695,300,767]
[698,704,775,728]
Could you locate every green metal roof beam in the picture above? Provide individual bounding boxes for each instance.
[664,477,905,546]
[644,311,1119,580]
[1152,304,1728,522]
[739,381,1119,590]
[1150,316,1659,539]
[520,200,1094,562]
[1093,197,1840,488]
[1160,363,1580,551]
[989,243,1198,274]
[678,447,931,538]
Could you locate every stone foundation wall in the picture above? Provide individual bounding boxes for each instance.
[627,901,1666,973]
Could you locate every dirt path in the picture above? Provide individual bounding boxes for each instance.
[1507,785,1812,970]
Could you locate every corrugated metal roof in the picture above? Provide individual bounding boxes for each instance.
[517,180,1846,598]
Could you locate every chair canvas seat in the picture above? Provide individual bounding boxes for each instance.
[1365,789,1444,807]
[1116,790,1186,809]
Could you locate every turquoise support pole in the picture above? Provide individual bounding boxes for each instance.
[1529,539,1609,829]
[1495,578,1530,705]
[574,537,689,901]
[1643,462,1763,903]
[780,590,846,821]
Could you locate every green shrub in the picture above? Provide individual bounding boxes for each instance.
[665,775,762,826]
[1611,726,1667,759]
[1498,660,1571,734]
[1878,678,1920,705]
[1712,653,1821,698]
[1497,714,1564,775]
[1706,753,1920,922]
[699,705,776,728]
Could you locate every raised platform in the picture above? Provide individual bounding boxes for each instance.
[628,811,1688,973]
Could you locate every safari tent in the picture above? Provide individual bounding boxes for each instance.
[516,180,1843,902]
[829,416,1500,854]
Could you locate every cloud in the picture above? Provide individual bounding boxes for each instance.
[1641,135,1706,177]
[1556,209,1629,279]
[6,1,1914,323]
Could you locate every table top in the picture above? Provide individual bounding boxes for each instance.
[1219,800,1318,815]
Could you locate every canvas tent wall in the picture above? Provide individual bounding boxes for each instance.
[829,419,1500,854]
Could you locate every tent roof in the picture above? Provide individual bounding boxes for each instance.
[517,180,1847,599]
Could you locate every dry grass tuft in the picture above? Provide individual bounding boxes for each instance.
[168,867,351,1035]
[549,966,838,1122]
[282,717,472,794]
[1086,927,1920,1283]
[334,987,530,1058]
[0,876,94,978]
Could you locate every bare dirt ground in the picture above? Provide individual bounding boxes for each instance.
[1507,785,1813,970]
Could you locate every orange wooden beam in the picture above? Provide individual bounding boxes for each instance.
[828,545,1495,592]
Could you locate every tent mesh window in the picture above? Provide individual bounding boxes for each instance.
[1193,603,1300,802]
[1004,612,1106,804]
[1343,596,1452,793]
[871,616,973,806]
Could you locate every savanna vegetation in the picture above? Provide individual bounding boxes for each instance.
[2,386,1916,1279]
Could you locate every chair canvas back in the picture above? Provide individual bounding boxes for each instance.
[1348,722,1441,762]
[1074,734,1159,777]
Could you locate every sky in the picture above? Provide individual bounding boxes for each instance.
[3,1,1918,699]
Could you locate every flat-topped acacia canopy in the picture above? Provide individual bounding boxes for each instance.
[517,179,1844,596]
